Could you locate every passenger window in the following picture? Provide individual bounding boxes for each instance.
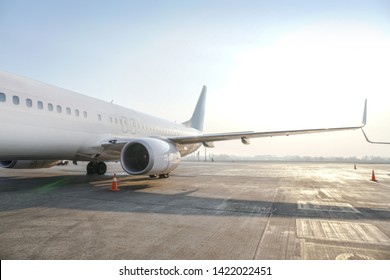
[26,99,33,107]
[83,111,87,118]
[37,101,43,109]
[13,95,20,105]
[48,103,53,111]
[75,109,80,117]
[0,92,5,102]
[110,117,113,123]
[98,114,102,121]
[57,105,62,113]
[66,107,71,115]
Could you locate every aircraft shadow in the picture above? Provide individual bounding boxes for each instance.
[0,174,389,221]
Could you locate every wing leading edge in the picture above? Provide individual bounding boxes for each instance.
[169,99,367,146]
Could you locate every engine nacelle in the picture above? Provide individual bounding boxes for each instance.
[0,160,61,169]
[120,138,181,176]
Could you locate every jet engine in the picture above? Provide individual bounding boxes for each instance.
[0,160,61,169]
[120,138,181,176]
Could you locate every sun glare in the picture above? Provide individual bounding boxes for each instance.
[214,21,390,131]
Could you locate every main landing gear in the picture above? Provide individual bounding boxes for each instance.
[149,173,170,179]
[86,161,169,178]
[87,161,107,175]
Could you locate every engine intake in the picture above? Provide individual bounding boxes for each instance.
[120,138,180,176]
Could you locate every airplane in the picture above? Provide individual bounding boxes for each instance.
[0,71,367,178]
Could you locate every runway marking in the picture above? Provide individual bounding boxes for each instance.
[297,219,390,245]
[301,242,386,260]
[297,201,360,213]
[335,253,374,260]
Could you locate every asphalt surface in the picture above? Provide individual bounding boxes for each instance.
[0,161,389,260]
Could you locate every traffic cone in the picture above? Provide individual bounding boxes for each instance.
[371,170,377,182]
[111,173,119,191]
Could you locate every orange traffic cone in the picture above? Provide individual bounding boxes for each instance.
[371,170,377,182]
[111,173,119,191]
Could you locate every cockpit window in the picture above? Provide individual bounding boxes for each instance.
[0,92,5,102]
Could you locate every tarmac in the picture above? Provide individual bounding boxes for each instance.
[0,161,389,260]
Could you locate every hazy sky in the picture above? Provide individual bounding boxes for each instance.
[1,0,390,157]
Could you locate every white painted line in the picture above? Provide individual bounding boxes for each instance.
[298,201,360,213]
[297,219,390,245]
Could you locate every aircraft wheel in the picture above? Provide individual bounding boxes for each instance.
[97,162,107,175]
[87,162,97,175]
[159,173,170,179]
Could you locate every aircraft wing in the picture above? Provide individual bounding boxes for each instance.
[169,125,364,145]
[102,100,367,149]
[169,100,367,146]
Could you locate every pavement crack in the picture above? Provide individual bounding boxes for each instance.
[252,186,279,260]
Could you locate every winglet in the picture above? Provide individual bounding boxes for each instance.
[182,86,207,132]
[362,99,367,126]
[362,129,390,144]
[361,129,372,143]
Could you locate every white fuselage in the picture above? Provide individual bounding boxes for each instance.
[0,71,201,162]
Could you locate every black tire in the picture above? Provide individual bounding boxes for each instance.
[96,162,107,175]
[87,162,97,175]
[159,173,170,179]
